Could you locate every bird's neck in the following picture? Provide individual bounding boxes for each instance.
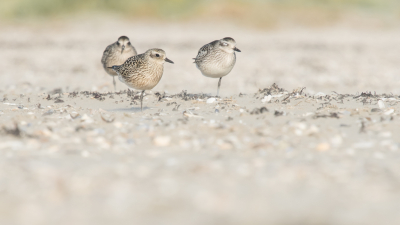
[148,60,164,80]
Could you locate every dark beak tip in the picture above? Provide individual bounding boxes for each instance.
[234,48,241,52]
[165,58,174,64]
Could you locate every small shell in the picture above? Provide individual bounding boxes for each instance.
[100,113,115,123]
[378,100,385,109]
[314,92,326,97]
[81,114,94,123]
[384,109,394,115]
[153,136,171,147]
[206,98,216,104]
[183,110,203,118]
[70,112,80,119]
[261,95,272,103]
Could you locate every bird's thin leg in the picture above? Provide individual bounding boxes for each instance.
[113,76,116,91]
[217,77,222,97]
[140,90,145,112]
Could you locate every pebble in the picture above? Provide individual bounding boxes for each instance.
[353,142,374,149]
[261,95,272,103]
[340,111,351,116]
[206,98,216,103]
[314,92,326,97]
[316,143,330,151]
[384,109,394,115]
[378,100,385,109]
[379,132,392,138]
[371,108,381,113]
[81,114,94,124]
[306,125,320,136]
[330,135,343,147]
[183,111,203,118]
[42,109,54,116]
[153,136,171,147]
[302,112,315,117]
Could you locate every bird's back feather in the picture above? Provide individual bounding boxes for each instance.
[193,40,218,63]
[101,43,114,64]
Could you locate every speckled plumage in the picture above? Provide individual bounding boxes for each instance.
[110,48,174,111]
[101,36,137,90]
[193,37,241,96]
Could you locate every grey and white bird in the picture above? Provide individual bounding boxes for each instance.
[110,48,174,111]
[193,37,241,97]
[101,36,137,91]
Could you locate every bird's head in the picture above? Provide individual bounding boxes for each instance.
[218,37,241,53]
[147,48,174,64]
[116,36,132,54]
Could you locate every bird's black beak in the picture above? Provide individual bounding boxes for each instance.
[234,47,241,52]
[121,45,125,53]
[165,58,174,64]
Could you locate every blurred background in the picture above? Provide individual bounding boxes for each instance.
[1,0,399,27]
[1,0,400,94]
[0,0,400,94]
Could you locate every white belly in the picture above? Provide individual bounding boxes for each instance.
[196,53,236,78]
[197,63,234,78]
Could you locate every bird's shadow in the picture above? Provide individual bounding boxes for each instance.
[107,106,152,113]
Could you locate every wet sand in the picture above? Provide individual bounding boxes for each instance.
[1,20,400,225]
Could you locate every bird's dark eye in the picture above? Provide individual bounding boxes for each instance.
[127,42,131,45]
[156,54,160,57]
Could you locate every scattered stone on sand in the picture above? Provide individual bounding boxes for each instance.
[153,136,171,147]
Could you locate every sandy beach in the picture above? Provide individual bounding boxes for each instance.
[1,20,400,225]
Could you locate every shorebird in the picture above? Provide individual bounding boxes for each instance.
[101,36,137,91]
[109,48,174,111]
[193,37,240,97]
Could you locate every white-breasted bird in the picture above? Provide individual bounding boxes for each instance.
[193,37,241,97]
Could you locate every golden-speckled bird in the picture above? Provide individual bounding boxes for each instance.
[110,48,174,111]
